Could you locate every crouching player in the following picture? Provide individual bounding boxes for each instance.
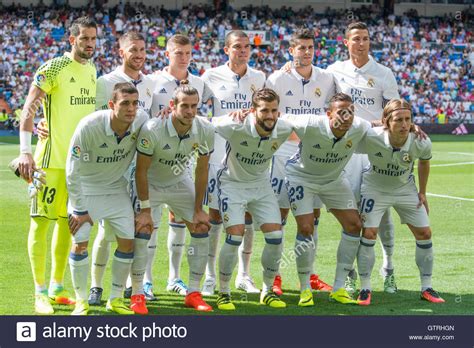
[356,99,445,305]
[214,88,294,310]
[66,83,149,315]
[134,84,215,311]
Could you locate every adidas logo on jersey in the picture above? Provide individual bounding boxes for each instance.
[70,77,76,83]
[219,85,227,91]
[375,152,383,157]
[159,88,167,94]
[99,143,108,148]
[312,144,321,149]
[162,144,171,150]
[285,90,293,96]
[240,140,248,146]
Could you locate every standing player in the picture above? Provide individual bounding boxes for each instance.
[17,17,97,314]
[201,30,266,295]
[66,83,149,315]
[134,85,215,311]
[327,22,400,294]
[88,31,156,306]
[265,28,334,294]
[148,34,213,297]
[356,99,444,305]
[215,88,292,310]
[285,93,370,306]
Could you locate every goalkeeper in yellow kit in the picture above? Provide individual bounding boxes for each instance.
[17,17,97,314]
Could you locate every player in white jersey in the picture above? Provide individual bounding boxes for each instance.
[66,83,149,315]
[134,85,215,312]
[265,28,335,295]
[327,22,401,294]
[148,34,213,297]
[355,99,445,305]
[215,88,292,310]
[201,30,266,295]
[285,93,371,306]
[87,32,158,306]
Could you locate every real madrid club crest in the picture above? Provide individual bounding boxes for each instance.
[146,88,151,98]
[271,142,279,151]
[131,132,137,141]
[345,140,353,149]
[314,87,321,97]
[291,203,297,211]
[367,78,375,88]
[192,143,199,151]
[223,213,229,223]
[250,84,256,93]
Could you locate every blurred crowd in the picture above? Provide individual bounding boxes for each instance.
[0,3,472,127]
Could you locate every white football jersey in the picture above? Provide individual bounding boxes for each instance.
[214,114,293,188]
[136,116,215,188]
[285,114,371,185]
[96,67,154,114]
[266,65,335,157]
[202,63,266,165]
[358,127,432,192]
[327,56,399,122]
[66,109,149,212]
[150,68,211,117]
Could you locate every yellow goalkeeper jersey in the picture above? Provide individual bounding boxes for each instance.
[33,52,96,169]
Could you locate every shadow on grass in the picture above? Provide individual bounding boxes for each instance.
[51,289,473,316]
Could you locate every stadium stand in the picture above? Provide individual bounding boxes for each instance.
[0,3,472,126]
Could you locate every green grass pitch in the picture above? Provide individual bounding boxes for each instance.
[0,135,473,315]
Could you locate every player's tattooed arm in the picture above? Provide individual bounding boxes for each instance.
[18,85,46,180]
[135,152,154,233]
[417,159,430,214]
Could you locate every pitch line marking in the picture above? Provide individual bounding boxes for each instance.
[427,193,474,202]
[431,161,474,167]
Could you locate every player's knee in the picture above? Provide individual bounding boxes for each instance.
[209,208,222,224]
[415,227,431,240]
[117,238,134,253]
[362,228,378,240]
[298,222,314,237]
[71,242,88,255]
[345,218,362,234]
[193,224,210,234]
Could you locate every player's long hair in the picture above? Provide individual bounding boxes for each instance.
[382,99,412,129]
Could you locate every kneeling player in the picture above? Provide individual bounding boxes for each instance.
[134,84,215,311]
[66,83,148,315]
[214,88,294,310]
[356,99,444,305]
